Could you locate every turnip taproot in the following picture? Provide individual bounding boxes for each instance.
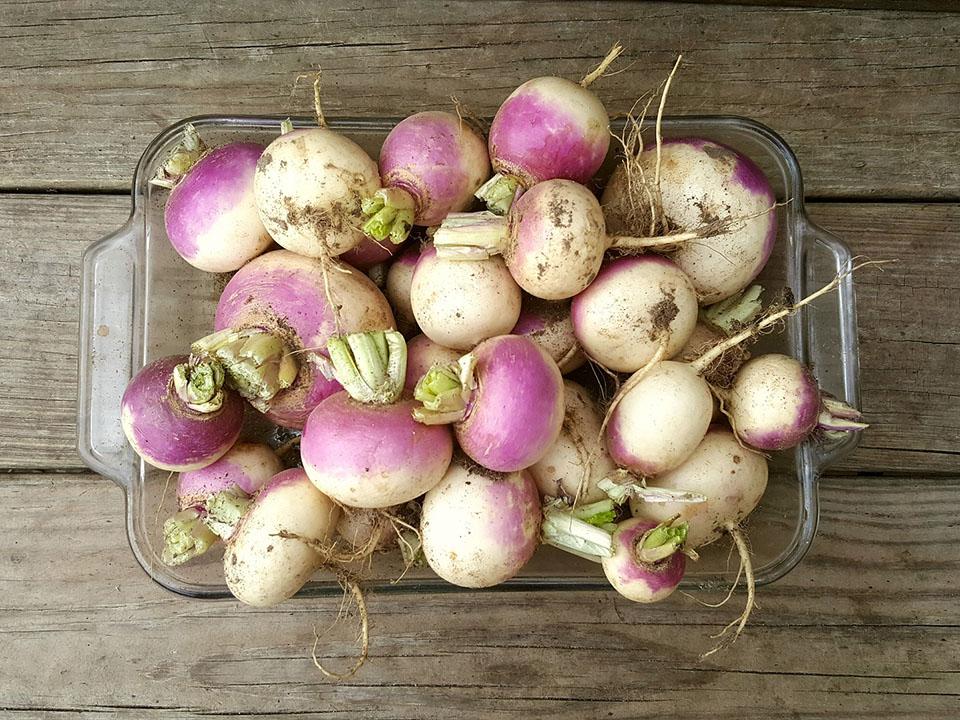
[224,468,340,607]
[302,331,453,508]
[120,355,244,472]
[194,249,394,429]
[413,334,564,472]
[421,458,540,588]
[361,111,489,243]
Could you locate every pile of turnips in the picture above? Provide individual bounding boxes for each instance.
[122,50,871,660]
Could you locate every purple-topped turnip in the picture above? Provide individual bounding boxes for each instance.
[224,468,341,607]
[361,111,490,244]
[254,126,380,258]
[413,334,564,472]
[158,127,272,272]
[410,244,521,351]
[601,517,688,603]
[120,355,244,472]
[421,457,541,588]
[161,441,282,566]
[193,249,395,429]
[340,235,401,271]
[725,353,867,451]
[302,330,454,508]
[602,138,777,304]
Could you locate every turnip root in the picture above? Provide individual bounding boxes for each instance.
[162,442,283,565]
[413,335,564,472]
[530,381,614,503]
[385,244,421,335]
[160,131,272,272]
[421,458,540,587]
[403,334,461,394]
[571,255,699,372]
[601,517,688,603]
[410,244,521,351]
[511,297,585,374]
[196,249,394,429]
[224,468,340,607]
[601,138,777,304]
[478,48,619,215]
[120,355,244,472]
[726,353,867,451]
[302,331,453,508]
[361,111,490,243]
[254,127,380,258]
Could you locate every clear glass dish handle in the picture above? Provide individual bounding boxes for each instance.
[798,216,863,471]
[77,215,139,490]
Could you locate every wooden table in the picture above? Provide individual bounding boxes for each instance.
[2,2,958,716]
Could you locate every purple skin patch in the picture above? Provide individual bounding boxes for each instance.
[739,366,821,451]
[489,89,608,186]
[604,413,662,477]
[611,519,686,592]
[510,310,547,336]
[176,442,277,508]
[340,236,399,271]
[483,470,541,566]
[214,250,394,429]
[380,112,485,226]
[165,143,264,260]
[456,335,564,472]
[570,254,680,332]
[120,355,244,471]
[254,467,310,503]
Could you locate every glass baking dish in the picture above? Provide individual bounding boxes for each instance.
[78,115,861,599]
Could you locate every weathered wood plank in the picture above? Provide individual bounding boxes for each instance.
[0,472,957,716]
[0,194,954,473]
[0,1,957,197]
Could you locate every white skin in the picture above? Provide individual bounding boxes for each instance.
[223,472,341,607]
[411,250,521,351]
[607,361,714,476]
[421,462,540,588]
[529,381,614,503]
[254,128,380,258]
[574,259,699,372]
[629,428,768,548]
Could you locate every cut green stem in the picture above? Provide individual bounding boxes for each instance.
[162,508,220,566]
[570,499,617,527]
[327,330,407,405]
[191,328,298,410]
[411,353,477,424]
[172,358,227,413]
[149,123,208,189]
[475,173,522,216]
[361,187,417,244]
[701,285,764,334]
[541,504,614,562]
[597,474,707,506]
[433,212,508,260]
[636,517,687,564]
[204,488,253,540]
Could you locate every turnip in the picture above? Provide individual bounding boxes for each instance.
[162,441,282,565]
[385,244,421,335]
[120,355,244,472]
[160,131,272,273]
[414,334,564,472]
[601,517,688,603]
[254,126,380,258]
[476,46,622,214]
[302,330,453,508]
[224,468,341,607]
[403,334,461,395]
[725,353,868,451]
[336,507,394,553]
[361,111,490,243]
[511,296,585,373]
[604,263,875,477]
[410,244,521,351]
[421,458,540,588]
[571,255,699,372]
[193,249,395,429]
[601,138,777,304]
[529,381,614,504]
[340,235,401,271]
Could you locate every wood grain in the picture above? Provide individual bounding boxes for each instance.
[1,194,955,474]
[0,472,957,717]
[0,1,957,198]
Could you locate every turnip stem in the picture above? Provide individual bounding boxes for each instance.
[636,517,687,564]
[433,211,509,259]
[542,506,614,561]
[149,123,207,188]
[701,285,764,334]
[361,187,417,243]
[172,358,226,413]
[204,489,253,540]
[475,173,521,216]
[161,508,219,566]
[327,330,406,405]
[191,328,298,410]
[598,475,707,505]
[411,353,477,424]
